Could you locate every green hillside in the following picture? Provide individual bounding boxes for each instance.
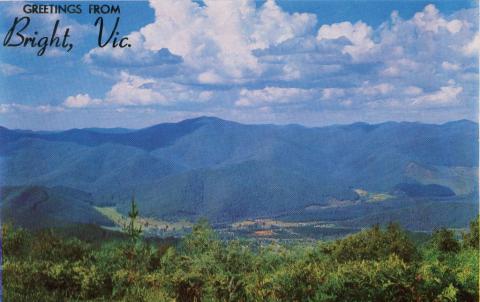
[0,186,113,230]
[0,118,477,226]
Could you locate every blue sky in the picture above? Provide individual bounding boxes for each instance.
[0,0,478,130]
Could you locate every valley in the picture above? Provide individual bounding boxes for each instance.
[94,205,360,241]
[0,117,478,238]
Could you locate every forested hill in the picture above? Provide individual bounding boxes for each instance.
[0,117,477,224]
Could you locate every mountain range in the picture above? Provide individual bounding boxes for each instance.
[0,117,478,230]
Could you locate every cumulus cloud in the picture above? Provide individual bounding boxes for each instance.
[316,21,375,61]
[85,34,183,67]
[105,72,166,106]
[64,94,102,108]
[86,0,316,83]
[412,4,463,34]
[62,71,217,109]
[72,2,478,123]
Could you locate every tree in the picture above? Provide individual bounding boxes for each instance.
[123,196,142,242]
[330,223,417,262]
[462,216,479,249]
[183,218,219,255]
[432,228,460,253]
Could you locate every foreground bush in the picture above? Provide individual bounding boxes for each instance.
[2,218,479,302]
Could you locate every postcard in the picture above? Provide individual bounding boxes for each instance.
[0,1,478,301]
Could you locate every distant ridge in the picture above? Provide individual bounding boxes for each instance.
[0,117,478,226]
[1,117,477,134]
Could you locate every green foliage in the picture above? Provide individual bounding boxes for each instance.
[266,248,330,301]
[330,222,418,263]
[123,196,142,242]
[2,219,479,302]
[416,248,479,301]
[2,223,31,258]
[432,228,461,253]
[320,255,415,302]
[462,216,479,249]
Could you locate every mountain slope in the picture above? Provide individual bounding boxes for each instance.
[0,117,477,224]
[0,186,113,229]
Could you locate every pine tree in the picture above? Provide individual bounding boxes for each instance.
[123,195,142,241]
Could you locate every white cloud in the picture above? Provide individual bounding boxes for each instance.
[36,105,66,113]
[356,83,394,96]
[235,86,314,107]
[1,1,476,129]
[441,61,461,71]
[104,71,216,106]
[64,94,102,108]
[322,88,345,100]
[0,103,65,114]
[412,4,463,34]
[463,33,480,56]
[316,21,375,60]
[198,70,223,84]
[380,59,419,77]
[412,81,463,107]
[404,86,423,96]
[87,0,316,83]
[106,72,166,106]
[252,0,317,49]
[0,104,11,113]
[199,91,214,102]
[341,99,353,107]
[75,2,478,123]
[0,62,26,76]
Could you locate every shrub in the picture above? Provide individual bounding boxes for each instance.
[2,221,478,301]
[2,224,31,258]
[432,228,461,253]
[330,223,417,262]
[320,255,416,302]
[462,217,479,249]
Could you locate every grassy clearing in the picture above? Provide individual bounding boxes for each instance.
[95,206,193,235]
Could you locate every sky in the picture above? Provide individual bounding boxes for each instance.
[0,0,478,130]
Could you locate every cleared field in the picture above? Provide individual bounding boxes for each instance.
[95,206,193,236]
